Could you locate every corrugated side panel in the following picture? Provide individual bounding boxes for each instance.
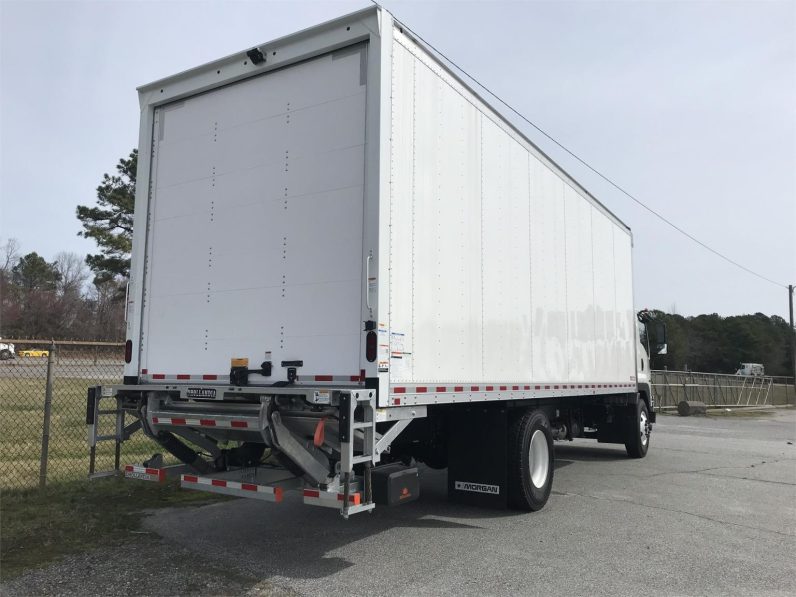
[140,46,368,381]
[388,30,635,388]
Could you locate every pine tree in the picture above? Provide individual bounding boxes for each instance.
[76,150,136,284]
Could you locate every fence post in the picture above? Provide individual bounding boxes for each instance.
[39,342,56,488]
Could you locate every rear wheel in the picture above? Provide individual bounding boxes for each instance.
[507,409,554,511]
[0,349,12,360]
[625,399,651,458]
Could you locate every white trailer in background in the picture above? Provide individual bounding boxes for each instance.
[0,339,14,360]
[89,5,658,516]
[736,363,764,376]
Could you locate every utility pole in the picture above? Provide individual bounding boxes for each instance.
[790,284,795,391]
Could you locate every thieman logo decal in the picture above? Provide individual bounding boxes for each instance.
[126,471,157,481]
[455,481,500,494]
[186,387,217,398]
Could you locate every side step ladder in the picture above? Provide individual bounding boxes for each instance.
[86,386,143,479]
[337,388,377,517]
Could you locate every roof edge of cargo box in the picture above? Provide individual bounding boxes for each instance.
[136,3,631,236]
[136,5,379,95]
[389,15,632,236]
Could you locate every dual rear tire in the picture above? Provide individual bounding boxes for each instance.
[505,400,650,511]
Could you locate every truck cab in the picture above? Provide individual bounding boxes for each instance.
[636,310,667,415]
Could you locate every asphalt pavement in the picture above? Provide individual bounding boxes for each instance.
[144,408,796,596]
[5,408,795,596]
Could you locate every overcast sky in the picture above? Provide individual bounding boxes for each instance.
[1,0,794,319]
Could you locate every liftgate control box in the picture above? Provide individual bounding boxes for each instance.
[372,464,420,506]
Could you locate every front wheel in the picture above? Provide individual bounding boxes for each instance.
[625,399,651,458]
[0,349,12,360]
[507,409,554,511]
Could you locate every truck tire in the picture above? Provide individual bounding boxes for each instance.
[507,409,554,511]
[625,399,650,458]
[0,349,11,360]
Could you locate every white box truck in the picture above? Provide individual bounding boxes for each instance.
[88,5,662,516]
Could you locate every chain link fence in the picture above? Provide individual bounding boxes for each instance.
[0,341,163,490]
[2,343,794,490]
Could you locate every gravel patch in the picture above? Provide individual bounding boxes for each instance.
[1,535,296,596]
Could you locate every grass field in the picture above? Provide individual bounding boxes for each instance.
[0,365,227,581]
[1,478,228,580]
[0,374,164,489]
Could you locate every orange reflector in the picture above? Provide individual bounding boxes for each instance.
[313,417,326,447]
[231,357,249,368]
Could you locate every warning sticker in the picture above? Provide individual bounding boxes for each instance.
[378,326,389,372]
[389,330,410,379]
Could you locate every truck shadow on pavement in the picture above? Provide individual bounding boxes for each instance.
[142,467,530,581]
[554,443,630,463]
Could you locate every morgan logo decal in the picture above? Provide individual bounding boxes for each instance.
[454,481,500,495]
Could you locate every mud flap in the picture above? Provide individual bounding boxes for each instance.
[447,405,509,509]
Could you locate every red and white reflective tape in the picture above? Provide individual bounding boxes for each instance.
[392,382,636,393]
[181,474,283,502]
[389,382,638,405]
[151,416,253,429]
[142,373,223,381]
[303,488,361,508]
[124,464,166,483]
[298,373,365,383]
[140,372,365,383]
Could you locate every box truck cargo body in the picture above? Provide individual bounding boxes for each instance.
[91,6,656,516]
